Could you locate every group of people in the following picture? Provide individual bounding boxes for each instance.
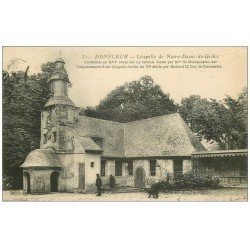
[96,174,160,198]
[96,174,115,196]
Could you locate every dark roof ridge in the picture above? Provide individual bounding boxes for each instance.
[178,115,207,152]
[78,112,180,125]
[124,112,179,124]
[192,149,248,154]
[78,115,123,124]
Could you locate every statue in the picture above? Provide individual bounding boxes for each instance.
[66,134,74,151]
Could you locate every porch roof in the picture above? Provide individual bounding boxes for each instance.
[191,149,248,158]
[21,148,62,168]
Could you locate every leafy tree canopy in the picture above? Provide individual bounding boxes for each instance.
[81,75,178,122]
[179,88,247,150]
[2,62,54,189]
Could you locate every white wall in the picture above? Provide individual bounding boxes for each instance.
[104,160,133,187]
[84,153,101,192]
[58,134,85,191]
[58,153,83,191]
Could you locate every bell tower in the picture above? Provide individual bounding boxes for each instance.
[40,58,79,152]
[50,58,69,98]
[46,58,74,106]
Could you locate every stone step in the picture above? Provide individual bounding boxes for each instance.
[103,187,144,193]
[73,187,145,194]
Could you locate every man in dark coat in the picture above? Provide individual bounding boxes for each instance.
[109,174,115,188]
[96,174,102,196]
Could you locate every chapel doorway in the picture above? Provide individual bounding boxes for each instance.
[79,163,85,189]
[174,159,183,178]
[134,167,145,188]
[24,171,31,194]
[50,171,59,192]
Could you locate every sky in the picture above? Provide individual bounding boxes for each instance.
[3,47,247,108]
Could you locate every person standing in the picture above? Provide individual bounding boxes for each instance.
[96,174,102,196]
[109,174,115,189]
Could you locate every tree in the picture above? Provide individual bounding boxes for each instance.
[223,87,247,149]
[2,62,54,189]
[179,89,247,150]
[81,76,178,122]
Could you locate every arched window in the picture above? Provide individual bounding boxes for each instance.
[50,171,59,192]
[24,171,31,194]
[115,160,122,176]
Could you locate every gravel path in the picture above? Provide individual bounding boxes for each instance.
[2,188,247,202]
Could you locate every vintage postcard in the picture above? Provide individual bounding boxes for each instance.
[2,46,248,201]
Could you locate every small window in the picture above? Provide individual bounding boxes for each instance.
[128,160,133,176]
[43,134,47,144]
[174,159,183,177]
[53,131,57,143]
[150,159,156,176]
[115,161,122,176]
[101,160,106,176]
[91,162,95,168]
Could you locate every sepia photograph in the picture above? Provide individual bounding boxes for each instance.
[2,46,248,202]
[1,1,250,250]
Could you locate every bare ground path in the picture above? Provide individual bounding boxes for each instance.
[2,187,247,202]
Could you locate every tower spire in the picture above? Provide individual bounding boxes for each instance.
[44,58,75,108]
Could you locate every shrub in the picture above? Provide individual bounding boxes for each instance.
[152,173,221,192]
[2,175,15,190]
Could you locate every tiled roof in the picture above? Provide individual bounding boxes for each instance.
[124,113,206,157]
[192,149,247,158]
[73,113,206,158]
[73,116,125,157]
[21,148,62,168]
[77,136,103,152]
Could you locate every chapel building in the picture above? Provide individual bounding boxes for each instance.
[21,58,247,194]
